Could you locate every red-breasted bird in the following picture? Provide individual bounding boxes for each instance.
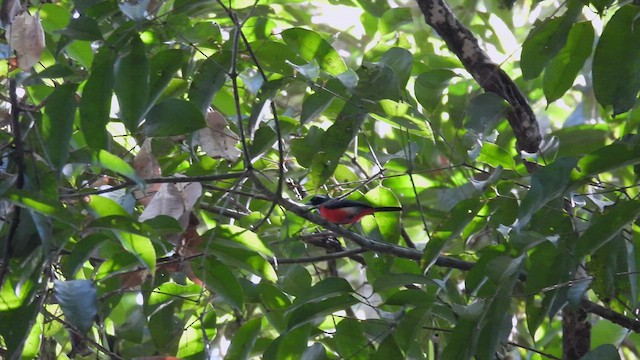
[309,195,402,224]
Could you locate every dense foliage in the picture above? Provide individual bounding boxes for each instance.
[0,0,640,359]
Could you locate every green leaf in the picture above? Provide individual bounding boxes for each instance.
[42,83,78,170]
[208,245,277,282]
[80,47,115,149]
[291,277,354,306]
[32,64,74,79]
[463,93,509,136]
[281,28,347,76]
[520,0,581,79]
[543,22,594,103]
[114,35,149,131]
[148,49,187,107]
[61,234,109,278]
[143,98,206,136]
[593,5,640,115]
[551,124,608,157]
[192,259,244,310]
[280,265,312,297]
[188,53,230,112]
[582,344,621,360]
[226,318,262,360]
[335,319,370,359]
[379,7,412,34]
[287,294,358,330]
[4,189,77,224]
[574,140,640,180]
[250,40,301,75]
[378,47,413,89]
[414,69,457,112]
[477,142,516,170]
[54,280,97,334]
[372,274,430,292]
[354,63,401,101]
[215,224,273,257]
[116,231,156,274]
[576,200,640,258]
[57,16,103,40]
[517,157,577,228]
[39,3,71,33]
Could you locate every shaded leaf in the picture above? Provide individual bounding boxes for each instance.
[79,47,114,149]
[143,98,206,136]
[114,35,149,131]
[287,294,358,330]
[517,157,577,228]
[42,83,78,170]
[593,5,640,115]
[188,53,229,112]
[582,344,620,360]
[54,280,97,334]
[576,200,640,258]
[226,318,262,360]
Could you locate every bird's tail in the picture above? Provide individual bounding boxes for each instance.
[373,207,402,212]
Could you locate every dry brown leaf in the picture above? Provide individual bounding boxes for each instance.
[6,11,45,70]
[196,109,242,162]
[138,180,202,230]
[134,139,162,206]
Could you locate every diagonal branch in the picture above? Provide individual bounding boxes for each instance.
[415,0,541,155]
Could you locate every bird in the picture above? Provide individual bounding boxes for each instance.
[309,195,402,224]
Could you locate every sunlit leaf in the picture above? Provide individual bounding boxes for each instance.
[593,5,640,115]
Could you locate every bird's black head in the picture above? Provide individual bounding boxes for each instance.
[309,195,331,206]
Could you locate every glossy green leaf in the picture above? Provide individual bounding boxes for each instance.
[517,157,577,228]
[54,280,97,334]
[116,231,156,274]
[582,344,620,360]
[192,259,244,310]
[148,49,187,107]
[114,35,149,131]
[280,265,312,297]
[463,93,509,136]
[379,7,412,34]
[61,233,109,278]
[4,189,77,224]
[287,294,358,330]
[414,69,457,112]
[143,98,205,136]
[281,28,347,76]
[39,3,72,33]
[57,16,103,40]
[379,47,413,89]
[209,245,277,282]
[291,277,354,306]
[42,83,78,170]
[552,124,608,157]
[520,0,581,79]
[80,47,114,149]
[226,318,262,360]
[543,22,594,103]
[593,5,640,115]
[574,140,640,180]
[215,224,273,257]
[477,142,516,170]
[576,200,640,258]
[188,53,230,112]
[336,319,370,360]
